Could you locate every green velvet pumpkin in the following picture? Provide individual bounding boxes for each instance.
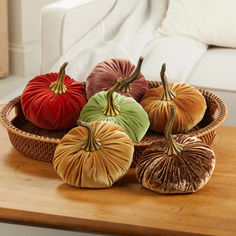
[78,81,150,142]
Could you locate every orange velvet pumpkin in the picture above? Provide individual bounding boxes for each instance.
[140,64,207,133]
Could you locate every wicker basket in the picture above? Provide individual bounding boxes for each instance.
[0,81,227,167]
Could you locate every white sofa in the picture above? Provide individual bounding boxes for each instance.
[41,0,235,126]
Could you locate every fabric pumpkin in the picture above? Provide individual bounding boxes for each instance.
[140,63,207,133]
[86,57,148,101]
[53,121,134,188]
[136,105,215,194]
[78,77,150,142]
[21,62,87,130]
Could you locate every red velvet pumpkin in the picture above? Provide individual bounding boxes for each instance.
[86,57,148,101]
[21,62,87,130]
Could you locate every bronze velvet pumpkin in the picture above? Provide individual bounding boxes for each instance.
[21,62,87,130]
[86,57,148,101]
[136,106,215,194]
[78,76,150,142]
[140,63,207,133]
[53,121,134,188]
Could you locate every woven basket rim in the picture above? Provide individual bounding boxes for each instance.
[0,96,60,144]
[0,83,228,146]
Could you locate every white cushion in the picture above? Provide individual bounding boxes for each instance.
[41,0,116,73]
[187,47,236,92]
[186,47,236,126]
[142,36,207,83]
[157,0,236,48]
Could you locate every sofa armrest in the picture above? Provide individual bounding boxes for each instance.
[41,0,116,73]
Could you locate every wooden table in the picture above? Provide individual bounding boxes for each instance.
[0,119,236,235]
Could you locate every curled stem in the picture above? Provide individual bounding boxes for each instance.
[117,57,144,93]
[103,57,144,117]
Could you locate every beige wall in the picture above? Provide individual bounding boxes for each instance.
[8,0,59,77]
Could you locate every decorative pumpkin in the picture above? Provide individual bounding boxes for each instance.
[21,62,87,130]
[140,63,207,133]
[86,57,148,101]
[53,121,134,188]
[78,76,150,142]
[136,105,215,194]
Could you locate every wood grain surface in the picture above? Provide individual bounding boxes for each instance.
[0,0,9,78]
[0,107,235,235]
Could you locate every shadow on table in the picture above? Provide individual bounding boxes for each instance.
[3,147,59,180]
[55,168,165,206]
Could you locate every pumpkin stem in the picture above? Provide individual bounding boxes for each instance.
[49,62,68,94]
[103,57,144,116]
[164,105,183,155]
[160,63,176,101]
[117,57,144,93]
[77,121,101,152]
[103,83,121,117]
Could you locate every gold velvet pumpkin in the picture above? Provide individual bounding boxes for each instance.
[136,106,215,194]
[53,121,134,188]
[140,64,207,133]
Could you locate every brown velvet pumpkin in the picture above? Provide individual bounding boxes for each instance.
[136,106,215,194]
[53,121,134,188]
[140,63,207,133]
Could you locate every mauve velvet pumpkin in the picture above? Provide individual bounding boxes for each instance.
[21,64,87,130]
[86,58,148,101]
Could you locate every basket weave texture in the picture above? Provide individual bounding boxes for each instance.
[0,81,227,167]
